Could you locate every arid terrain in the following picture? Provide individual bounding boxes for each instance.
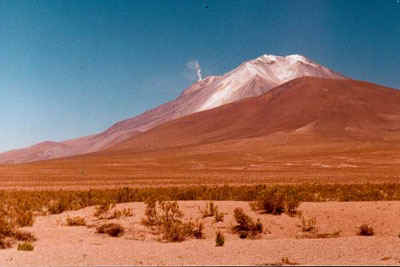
[1,65,400,266]
[2,200,400,266]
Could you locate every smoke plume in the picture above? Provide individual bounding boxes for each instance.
[186,60,202,81]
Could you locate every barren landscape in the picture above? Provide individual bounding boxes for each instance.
[2,199,400,266]
[1,40,399,265]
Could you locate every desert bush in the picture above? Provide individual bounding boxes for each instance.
[48,199,68,215]
[358,224,374,236]
[281,257,299,265]
[141,198,161,226]
[0,238,12,249]
[108,207,133,220]
[232,208,263,239]
[15,210,34,227]
[201,202,217,218]
[215,231,225,247]
[142,199,197,242]
[192,221,204,239]
[17,242,34,251]
[200,202,224,222]
[250,188,300,216]
[214,209,224,223]
[0,217,14,239]
[96,223,125,237]
[94,200,116,218]
[13,231,36,242]
[301,216,317,233]
[66,216,86,226]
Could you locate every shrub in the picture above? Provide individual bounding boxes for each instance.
[141,198,161,226]
[0,238,12,249]
[13,231,36,242]
[96,223,124,237]
[16,211,34,227]
[48,200,67,215]
[301,216,317,233]
[201,202,217,218]
[0,217,14,239]
[215,231,225,247]
[214,209,224,223]
[94,200,115,218]
[17,242,34,251]
[66,216,86,226]
[232,208,263,239]
[142,200,196,242]
[358,224,374,236]
[281,257,299,265]
[192,221,204,239]
[108,208,133,220]
[250,188,300,216]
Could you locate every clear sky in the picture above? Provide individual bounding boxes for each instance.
[0,0,399,152]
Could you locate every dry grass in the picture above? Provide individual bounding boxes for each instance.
[66,216,86,226]
[232,208,263,239]
[215,231,225,247]
[17,242,34,251]
[96,223,125,237]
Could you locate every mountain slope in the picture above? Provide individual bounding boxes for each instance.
[110,77,400,153]
[0,54,345,164]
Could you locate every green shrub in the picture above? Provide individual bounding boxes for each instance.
[17,242,34,251]
[216,231,225,247]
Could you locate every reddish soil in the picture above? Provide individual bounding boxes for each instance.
[0,78,399,190]
[3,200,400,266]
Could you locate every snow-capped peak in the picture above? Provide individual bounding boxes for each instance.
[196,54,345,112]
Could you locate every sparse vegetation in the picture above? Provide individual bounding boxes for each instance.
[0,183,398,220]
[96,223,125,237]
[0,239,12,249]
[250,188,301,216]
[280,257,299,265]
[94,200,116,218]
[200,202,224,223]
[13,231,36,242]
[15,210,34,227]
[232,208,263,239]
[142,199,199,242]
[301,216,317,233]
[192,221,205,239]
[17,242,34,251]
[66,216,86,226]
[201,202,218,218]
[215,231,225,247]
[358,224,374,236]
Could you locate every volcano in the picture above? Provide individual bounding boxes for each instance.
[0,54,345,164]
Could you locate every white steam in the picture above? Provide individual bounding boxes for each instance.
[186,60,202,81]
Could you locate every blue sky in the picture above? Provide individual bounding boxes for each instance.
[0,0,399,152]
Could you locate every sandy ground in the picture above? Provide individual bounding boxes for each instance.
[2,200,400,266]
